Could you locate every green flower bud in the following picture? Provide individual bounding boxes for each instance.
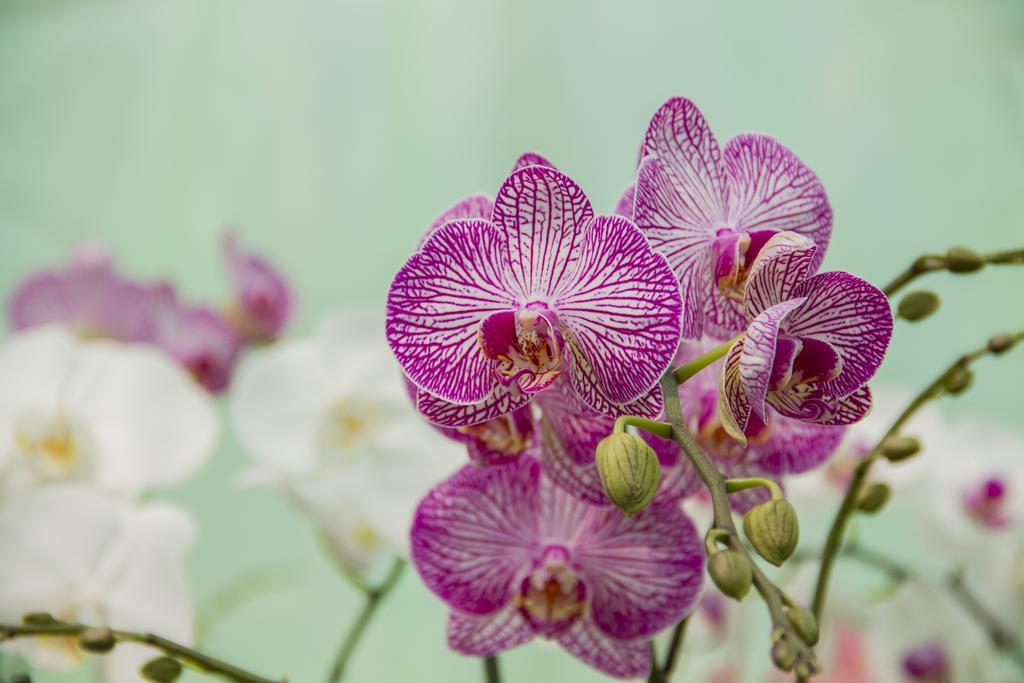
[595,432,661,516]
[743,499,799,567]
[21,613,59,626]
[771,636,798,672]
[945,246,986,273]
[787,606,819,645]
[707,549,753,600]
[141,657,182,683]
[897,290,940,322]
[881,435,921,462]
[988,333,1016,355]
[78,627,116,653]
[857,482,891,514]
[944,366,974,395]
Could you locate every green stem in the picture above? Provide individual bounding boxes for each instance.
[0,624,279,683]
[672,335,742,384]
[483,655,501,683]
[659,616,690,681]
[325,559,405,683]
[659,371,817,676]
[725,477,783,500]
[613,415,673,439]
[883,247,1024,297]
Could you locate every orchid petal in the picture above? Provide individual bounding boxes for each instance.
[511,152,556,171]
[744,231,818,317]
[718,338,750,444]
[556,619,650,679]
[556,214,682,407]
[416,384,531,428]
[447,605,534,656]
[421,194,495,245]
[755,418,845,475]
[740,298,807,419]
[613,183,636,219]
[491,166,593,300]
[387,220,514,405]
[768,385,874,426]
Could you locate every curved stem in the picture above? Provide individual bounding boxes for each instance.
[483,655,501,683]
[0,624,280,683]
[883,247,1024,297]
[325,559,405,683]
[725,477,783,500]
[613,415,673,439]
[673,335,742,384]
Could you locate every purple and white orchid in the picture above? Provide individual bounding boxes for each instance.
[222,231,294,343]
[411,456,703,678]
[718,232,892,445]
[387,165,683,426]
[633,97,833,340]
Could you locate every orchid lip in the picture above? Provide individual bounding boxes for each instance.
[515,545,587,639]
[962,476,1012,529]
[478,309,564,393]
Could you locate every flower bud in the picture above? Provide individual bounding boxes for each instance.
[787,606,819,645]
[78,627,116,653]
[897,291,940,322]
[21,612,58,626]
[771,636,798,672]
[944,366,973,395]
[988,333,1016,355]
[11,674,32,683]
[857,482,891,514]
[881,435,921,462]
[707,549,753,600]
[595,432,661,516]
[945,246,985,273]
[141,657,182,683]
[743,499,799,567]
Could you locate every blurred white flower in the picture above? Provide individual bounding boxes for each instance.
[0,324,218,498]
[228,311,462,576]
[0,485,196,683]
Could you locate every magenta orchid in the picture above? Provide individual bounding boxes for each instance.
[387,165,683,426]
[222,231,294,343]
[411,456,703,678]
[718,232,892,444]
[633,97,833,340]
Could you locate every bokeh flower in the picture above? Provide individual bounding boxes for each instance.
[222,231,294,343]
[411,456,703,678]
[633,97,833,340]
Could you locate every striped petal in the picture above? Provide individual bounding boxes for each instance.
[511,152,556,171]
[723,134,832,271]
[447,605,534,656]
[754,417,845,475]
[740,298,807,419]
[556,214,682,407]
[768,385,874,426]
[411,458,541,615]
[386,220,514,405]
[718,338,750,444]
[557,619,650,679]
[634,155,712,340]
[491,166,593,300]
[416,384,532,428]
[787,272,893,398]
[420,194,494,246]
[613,183,636,219]
[744,231,818,317]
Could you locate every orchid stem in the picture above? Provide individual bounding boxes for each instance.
[483,655,501,683]
[659,370,817,677]
[0,623,280,683]
[725,477,783,501]
[882,247,1024,297]
[659,616,690,681]
[325,559,405,683]
[613,415,673,439]
[672,334,742,384]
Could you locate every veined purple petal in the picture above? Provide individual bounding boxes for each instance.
[222,232,293,343]
[538,413,609,505]
[702,283,748,341]
[152,302,242,393]
[722,134,832,271]
[447,606,534,656]
[411,458,541,615]
[613,184,636,219]
[556,214,682,406]
[387,220,515,405]
[641,97,728,227]
[576,502,703,640]
[768,385,873,426]
[740,298,807,419]
[421,194,495,246]
[417,384,531,428]
[556,620,650,679]
[634,155,712,340]
[511,152,556,171]
[744,231,818,317]
[787,272,893,398]
[718,338,751,444]
[491,166,593,300]
[754,418,845,475]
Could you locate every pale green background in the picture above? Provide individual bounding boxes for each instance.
[1,1,1022,682]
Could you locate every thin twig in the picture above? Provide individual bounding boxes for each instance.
[483,655,501,683]
[883,247,1024,297]
[660,616,690,681]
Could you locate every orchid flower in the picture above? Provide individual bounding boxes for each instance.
[633,97,833,341]
[229,311,462,575]
[718,232,892,444]
[411,456,703,678]
[387,165,683,427]
[222,231,294,343]
[0,325,217,498]
[0,486,195,683]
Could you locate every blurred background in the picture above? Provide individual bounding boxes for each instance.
[1,1,1022,681]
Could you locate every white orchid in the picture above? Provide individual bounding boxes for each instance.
[0,324,218,498]
[228,311,462,576]
[0,485,196,683]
